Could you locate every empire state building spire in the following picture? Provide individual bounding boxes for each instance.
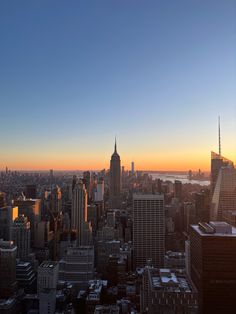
[109,140,121,209]
[114,137,117,154]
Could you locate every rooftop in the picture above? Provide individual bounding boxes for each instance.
[149,268,194,293]
[39,261,58,269]
[133,194,164,200]
[192,222,236,237]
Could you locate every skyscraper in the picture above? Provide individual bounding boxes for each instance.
[11,214,31,260]
[211,151,234,195]
[0,206,18,241]
[133,194,165,268]
[25,184,37,199]
[131,161,135,174]
[211,165,236,220]
[190,222,236,314]
[71,180,92,246]
[0,239,17,298]
[109,140,121,209]
[38,261,58,314]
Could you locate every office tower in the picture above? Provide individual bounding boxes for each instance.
[16,261,36,292]
[38,261,59,314]
[83,171,91,199]
[49,169,54,188]
[210,151,233,194]
[109,140,121,209]
[174,180,182,199]
[38,261,58,292]
[34,221,54,249]
[0,192,6,207]
[211,166,236,220]
[59,246,94,287]
[14,199,41,245]
[0,206,18,241]
[106,211,116,228]
[94,178,104,203]
[11,214,31,260]
[141,267,198,314]
[0,239,17,298]
[87,205,97,235]
[133,194,165,268]
[164,251,185,269]
[39,290,57,314]
[50,185,62,214]
[25,184,37,199]
[71,180,92,246]
[131,161,135,174]
[190,222,236,314]
[195,189,210,222]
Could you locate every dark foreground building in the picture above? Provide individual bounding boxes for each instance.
[190,222,236,314]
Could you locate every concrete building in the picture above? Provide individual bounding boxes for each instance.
[37,261,58,292]
[38,261,59,314]
[190,222,236,314]
[11,214,31,260]
[133,194,165,268]
[59,246,94,288]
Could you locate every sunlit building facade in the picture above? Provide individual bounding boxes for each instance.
[211,166,236,221]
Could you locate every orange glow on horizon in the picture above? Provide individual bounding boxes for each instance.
[1,150,235,173]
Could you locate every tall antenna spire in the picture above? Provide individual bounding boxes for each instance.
[218,116,221,156]
[114,137,117,153]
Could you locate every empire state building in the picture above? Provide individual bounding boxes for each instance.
[109,140,121,209]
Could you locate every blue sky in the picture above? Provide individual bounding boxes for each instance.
[0,0,235,170]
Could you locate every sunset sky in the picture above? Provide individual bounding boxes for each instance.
[0,0,235,171]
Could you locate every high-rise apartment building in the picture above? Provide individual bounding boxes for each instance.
[190,222,236,314]
[211,166,236,220]
[11,214,31,260]
[109,141,121,209]
[0,239,17,298]
[133,194,165,268]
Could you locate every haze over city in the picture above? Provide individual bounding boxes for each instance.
[0,0,235,171]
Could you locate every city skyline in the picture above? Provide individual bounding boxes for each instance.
[0,0,235,171]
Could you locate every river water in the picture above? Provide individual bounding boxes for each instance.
[149,173,210,186]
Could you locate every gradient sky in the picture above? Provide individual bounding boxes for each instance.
[0,0,235,171]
